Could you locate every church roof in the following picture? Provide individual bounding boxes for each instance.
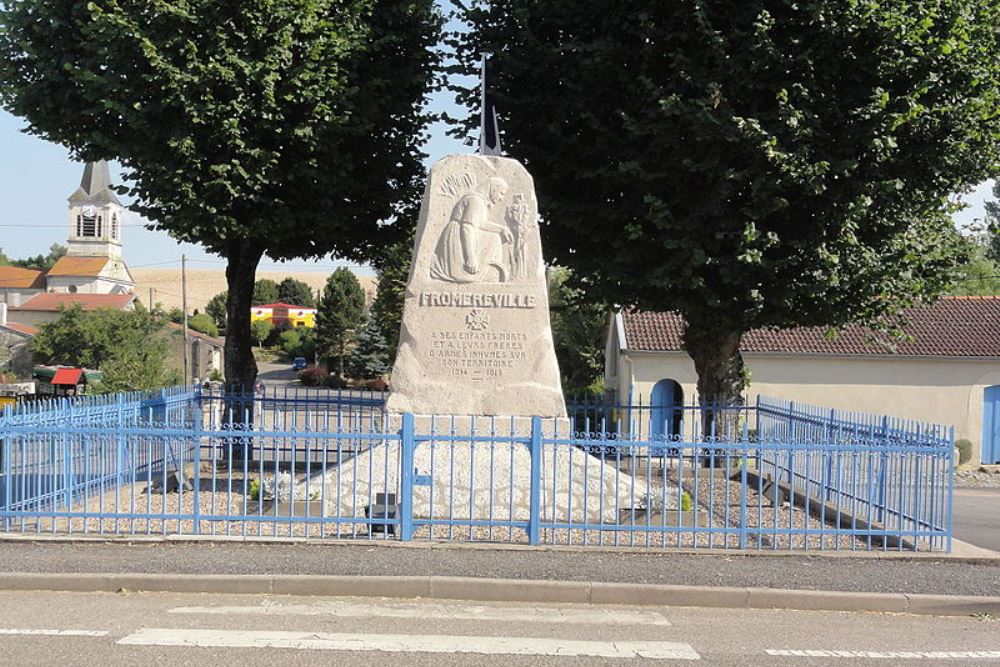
[67,161,122,206]
[13,293,136,313]
[48,256,111,277]
[0,266,46,290]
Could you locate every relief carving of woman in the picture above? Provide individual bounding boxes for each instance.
[430,177,511,283]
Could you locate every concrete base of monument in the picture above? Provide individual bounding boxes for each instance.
[321,415,680,526]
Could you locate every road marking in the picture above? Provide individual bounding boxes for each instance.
[119,628,700,659]
[767,649,1000,659]
[169,600,671,626]
[0,628,109,637]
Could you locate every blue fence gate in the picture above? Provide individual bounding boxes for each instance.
[0,386,954,551]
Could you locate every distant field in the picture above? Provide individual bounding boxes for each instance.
[132,269,377,312]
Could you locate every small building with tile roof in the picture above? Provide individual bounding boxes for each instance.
[605,297,1000,465]
[9,293,138,328]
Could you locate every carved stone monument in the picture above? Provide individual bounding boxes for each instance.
[322,154,678,532]
[386,154,566,418]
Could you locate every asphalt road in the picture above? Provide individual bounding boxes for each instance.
[954,488,1000,552]
[1,540,998,598]
[0,590,996,666]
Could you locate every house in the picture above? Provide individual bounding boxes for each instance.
[167,322,224,381]
[0,266,46,307]
[605,296,1000,465]
[250,302,317,328]
[0,303,37,378]
[9,292,137,328]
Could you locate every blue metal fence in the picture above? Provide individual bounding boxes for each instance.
[0,386,954,551]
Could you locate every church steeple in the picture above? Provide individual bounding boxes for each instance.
[66,160,124,260]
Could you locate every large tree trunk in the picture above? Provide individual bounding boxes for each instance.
[681,322,746,442]
[224,240,265,392]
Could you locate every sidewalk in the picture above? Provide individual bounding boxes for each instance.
[0,536,998,605]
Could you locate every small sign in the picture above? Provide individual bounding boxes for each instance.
[413,474,433,487]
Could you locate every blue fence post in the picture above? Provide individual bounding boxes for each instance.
[739,418,749,549]
[2,429,10,530]
[400,412,415,541]
[528,416,542,546]
[946,425,955,553]
[192,388,202,536]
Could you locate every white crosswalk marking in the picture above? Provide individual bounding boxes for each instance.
[0,628,109,637]
[169,601,671,626]
[119,628,701,659]
[767,649,1000,659]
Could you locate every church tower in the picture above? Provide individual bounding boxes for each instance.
[66,161,125,260]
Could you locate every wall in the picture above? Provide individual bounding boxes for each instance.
[46,276,130,294]
[616,349,1000,462]
[0,331,33,378]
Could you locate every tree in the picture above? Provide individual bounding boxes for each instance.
[2,244,67,270]
[455,1,1000,410]
[30,304,175,391]
[187,313,220,338]
[252,280,280,307]
[985,181,1000,265]
[548,268,607,396]
[315,268,366,377]
[0,0,441,391]
[166,307,185,324]
[370,235,413,355]
[347,317,391,379]
[250,320,274,349]
[205,291,229,330]
[277,277,316,307]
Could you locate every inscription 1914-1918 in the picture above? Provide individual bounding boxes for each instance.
[428,330,529,380]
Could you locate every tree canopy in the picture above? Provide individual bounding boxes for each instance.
[0,0,441,390]
[252,280,280,307]
[315,267,366,377]
[277,277,316,307]
[30,305,178,392]
[455,0,1000,404]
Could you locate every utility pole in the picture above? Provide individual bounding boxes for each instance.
[181,254,189,385]
[148,287,154,310]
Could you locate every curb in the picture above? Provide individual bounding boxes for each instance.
[1,533,998,563]
[0,572,997,617]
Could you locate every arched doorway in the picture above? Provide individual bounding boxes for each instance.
[650,379,683,439]
[984,385,1000,464]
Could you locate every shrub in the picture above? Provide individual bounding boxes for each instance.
[326,374,349,389]
[955,439,973,466]
[187,313,219,337]
[365,378,389,392]
[298,366,329,387]
[680,491,693,512]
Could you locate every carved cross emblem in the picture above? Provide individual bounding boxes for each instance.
[465,309,490,331]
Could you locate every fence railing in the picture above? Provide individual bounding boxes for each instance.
[0,386,954,551]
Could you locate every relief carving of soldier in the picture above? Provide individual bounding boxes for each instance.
[431,176,513,284]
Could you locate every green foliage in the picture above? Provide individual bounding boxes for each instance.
[370,224,415,355]
[277,277,316,307]
[279,327,316,361]
[298,366,330,386]
[205,291,228,330]
[248,478,261,501]
[680,492,694,513]
[252,280,280,307]
[187,313,219,338]
[0,0,442,390]
[985,181,1000,265]
[955,439,973,466]
[250,319,274,348]
[208,368,224,383]
[6,243,66,271]
[166,307,185,324]
[455,0,1000,405]
[347,317,391,379]
[315,268,366,377]
[31,305,175,392]
[548,267,607,395]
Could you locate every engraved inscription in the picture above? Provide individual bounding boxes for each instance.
[428,330,529,381]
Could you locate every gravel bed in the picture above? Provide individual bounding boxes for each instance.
[955,467,1000,488]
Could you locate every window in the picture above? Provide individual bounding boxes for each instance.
[76,215,82,237]
[97,215,103,238]
[112,214,119,240]
[68,285,78,294]
[81,215,97,237]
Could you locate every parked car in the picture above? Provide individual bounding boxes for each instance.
[292,357,308,371]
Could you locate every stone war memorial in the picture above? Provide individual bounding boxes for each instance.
[326,154,675,536]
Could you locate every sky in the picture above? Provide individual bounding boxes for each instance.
[0,31,994,274]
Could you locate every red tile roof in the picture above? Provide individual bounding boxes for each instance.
[622,297,1000,358]
[51,368,84,386]
[0,321,39,337]
[0,266,46,289]
[256,303,316,311]
[168,322,224,346]
[47,256,110,277]
[14,292,136,312]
